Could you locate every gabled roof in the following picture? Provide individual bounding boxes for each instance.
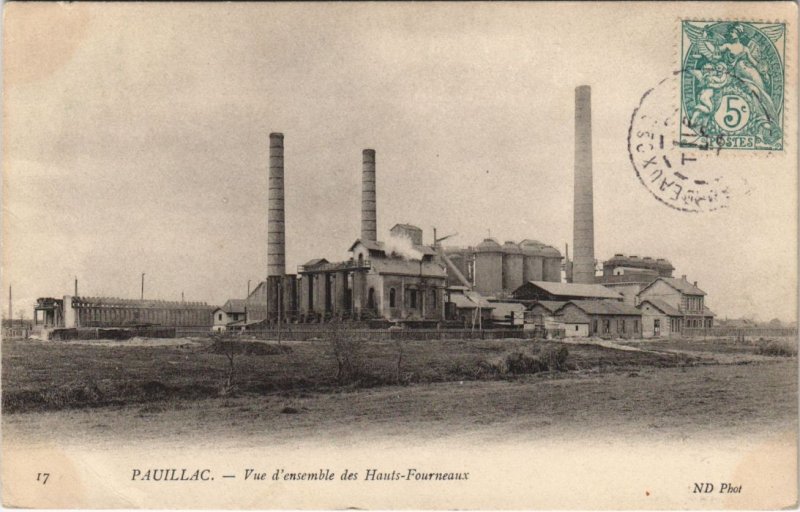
[517,281,622,300]
[529,300,568,313]
[638,299,682,317]
[702,306,715,317]
[640,277,706,296]
[557,300,642,316]
[302,258,329,268]
[221,299,246,314]
[448,290,494,309]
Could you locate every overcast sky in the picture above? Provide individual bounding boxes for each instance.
[3,3,796,322]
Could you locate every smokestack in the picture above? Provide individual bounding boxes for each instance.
[573,85,595,284]
[361,149,377,242]
[268,133,286,277]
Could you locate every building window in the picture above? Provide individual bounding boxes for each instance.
[593,320,598,333]
[358,253,364,266]
[410,290,417,309]
[430,289,437,308]
[603,319,610,334]
[621,319,626,333]
[367,288,375,309]
[389,288,396,308]
[575,325,579,331]
[218,313,222,321]
[634,320,639,332]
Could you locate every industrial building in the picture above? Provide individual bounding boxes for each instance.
[597,254,676,304]
[29,85,714,336]
[554,300,642,338]
[33,296,215,329]
[442,239,562,296]
[212,299,247,332]
[637,276,715,333]
[512,281,623,302]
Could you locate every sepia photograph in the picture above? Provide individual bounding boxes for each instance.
[2,2,797,509]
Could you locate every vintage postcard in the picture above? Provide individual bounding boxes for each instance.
[2,2,797,509]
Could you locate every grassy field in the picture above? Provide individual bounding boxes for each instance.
[2,334,797,446]
[2,336,700,413]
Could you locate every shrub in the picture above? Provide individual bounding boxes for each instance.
[755,341,797,357]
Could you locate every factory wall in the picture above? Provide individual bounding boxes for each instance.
[64,296,214,327]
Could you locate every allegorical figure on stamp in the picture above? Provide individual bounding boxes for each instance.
[682,21,785,150]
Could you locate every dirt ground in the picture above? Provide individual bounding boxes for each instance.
[3,357,796,448]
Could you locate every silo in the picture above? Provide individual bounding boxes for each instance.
[520,239,545,283]
[501,241,524,292]
[474,239,503,295]
[541,246,564,282]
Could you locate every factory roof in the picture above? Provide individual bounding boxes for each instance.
[557,300,642,316]
[641,277,706,296]
[515,281,622,300]
[349,239,437,257]
[302,258,329,268]
[449,291,494,310]
[69,296,213,309]
[391,223,422,232]
[219,299,246,314]
[638,299,682,317]
[370,258,447,278]
[475,238,503,252]
[529,300,568,313]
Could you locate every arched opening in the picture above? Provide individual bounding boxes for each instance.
[367,287,375,310]
[358,253,364,266]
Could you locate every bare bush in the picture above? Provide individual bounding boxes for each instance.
[329,325,368,385]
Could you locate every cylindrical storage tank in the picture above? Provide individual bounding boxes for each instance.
[520,240,545,283]
[501,241,524,293]
[474,239,503,295]
[541,246,564,282]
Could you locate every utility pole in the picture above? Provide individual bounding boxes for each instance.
[141,273,145,300]
[181,291,184,302]
[75,277,78,296]
[8,285,12,325]
[247,280,251,297]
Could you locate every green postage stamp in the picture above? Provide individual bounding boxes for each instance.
[680,20,786,151]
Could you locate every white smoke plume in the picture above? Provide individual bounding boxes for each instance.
[384,234,424,260]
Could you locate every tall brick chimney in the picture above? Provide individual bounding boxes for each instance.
[361,149,377,242]
[572,85,595,284]
[267,133,286,277]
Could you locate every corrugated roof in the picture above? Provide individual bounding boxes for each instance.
[522,281,622,300]
[639,299,682,317]
[558,300,642,316]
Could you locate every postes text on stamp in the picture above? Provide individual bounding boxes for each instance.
[680,20,785,151]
